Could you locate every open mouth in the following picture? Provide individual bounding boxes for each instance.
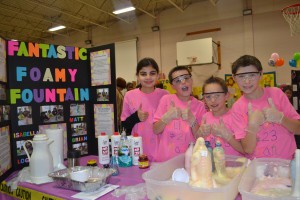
[181,86,189,91]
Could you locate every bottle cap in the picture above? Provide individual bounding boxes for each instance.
[87,159,97,166]
[67,149,81,158]
[133,133,138,137]
[101,132,106,136]
[113,132,119,135]
[216,140,222,147]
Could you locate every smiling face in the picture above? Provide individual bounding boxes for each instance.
[233,65,263,98]
[137,65,158,93]
[203,83,229,116]
[171,69,193,101]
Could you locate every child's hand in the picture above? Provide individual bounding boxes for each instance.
[182,101,196,127]
[161,101,181,124]
[137,104,149,122]
[212,118,233,142]
[263,98,284,124]
[196,116,211,138]
[247,103,265,133]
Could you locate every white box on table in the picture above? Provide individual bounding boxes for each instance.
[142,154,246,200]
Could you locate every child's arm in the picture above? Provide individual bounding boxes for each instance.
[242,103,265,154]
[264,98,300,134]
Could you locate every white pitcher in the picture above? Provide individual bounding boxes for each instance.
[23,134,54,184]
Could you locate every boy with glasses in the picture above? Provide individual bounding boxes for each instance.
[153,66,206,162]
[231,55,300,160]
[197,76,244,156]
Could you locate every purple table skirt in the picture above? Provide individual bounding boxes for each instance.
[0,155,148,200]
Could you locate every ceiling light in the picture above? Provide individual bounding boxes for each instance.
[48,25,66,32]
[113,6,135,15]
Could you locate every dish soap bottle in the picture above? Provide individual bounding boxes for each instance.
[118,131,132,167]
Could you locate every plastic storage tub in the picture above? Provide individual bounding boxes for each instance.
[142,154,246,200]
[238,158,298,200]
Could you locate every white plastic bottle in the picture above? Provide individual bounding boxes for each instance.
[291,149,300,197]
[185,142,194,176]
[131,133,143,165]
[111,132,121,157]
[98,132,110,165]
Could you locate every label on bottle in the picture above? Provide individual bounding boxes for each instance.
[200,150,208,157]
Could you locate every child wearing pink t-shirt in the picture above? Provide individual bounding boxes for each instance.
[197,76,244,156]
[153,66,206,162]
[231,55,300,160]
[121,58,168,161]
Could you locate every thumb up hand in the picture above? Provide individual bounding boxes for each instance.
[212,118,233,142]
[247,102,265,134]
[182,101,197,127]
[196,116,211,138]
[161,101,181,124]
[137,104,149,122]
[263,98,284,124]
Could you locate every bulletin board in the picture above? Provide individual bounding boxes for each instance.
[88,43,117,155]
[7,41,91,169]
[225,71,276,108]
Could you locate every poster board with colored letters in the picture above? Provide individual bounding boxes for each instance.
[7,41,92,169]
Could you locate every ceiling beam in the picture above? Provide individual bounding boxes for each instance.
[74,0,131,24]
[0,6,87,34]
[0,29,53,42]
[0,21,69,38]
[135,7,156,18]
[24,0,108,29]
[167,0,184,12]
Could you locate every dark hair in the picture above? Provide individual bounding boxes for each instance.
[116,77,126,89]
[168,66,191,83]
[231,55,263,74]
[136,57,159,75]
[282,85,292,93]
[202,76,228,94]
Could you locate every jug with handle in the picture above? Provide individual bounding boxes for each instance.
[23,134,54,184]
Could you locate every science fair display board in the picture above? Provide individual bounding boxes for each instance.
[0,39,117,182]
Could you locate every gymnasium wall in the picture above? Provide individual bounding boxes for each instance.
[52,0,300,87]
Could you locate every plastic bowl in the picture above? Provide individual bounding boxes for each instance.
[70,169,89,182]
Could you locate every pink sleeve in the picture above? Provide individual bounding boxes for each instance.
[194,100,206,124]
[275,89,300,120]
[121,93,133,121]
[231,102,248,140]
[153,96,168,123]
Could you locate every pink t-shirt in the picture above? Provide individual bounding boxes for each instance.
[121,88,168,161]
[154,94,207,162]
[203,110,244,156]
[231,87,300,160]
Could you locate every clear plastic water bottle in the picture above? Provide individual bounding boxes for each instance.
[110,156,119,176]
[205,141,214,172]
[213,140,226,178]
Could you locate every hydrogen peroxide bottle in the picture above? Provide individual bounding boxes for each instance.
[98,132,110,165]
[118,131,132,167]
